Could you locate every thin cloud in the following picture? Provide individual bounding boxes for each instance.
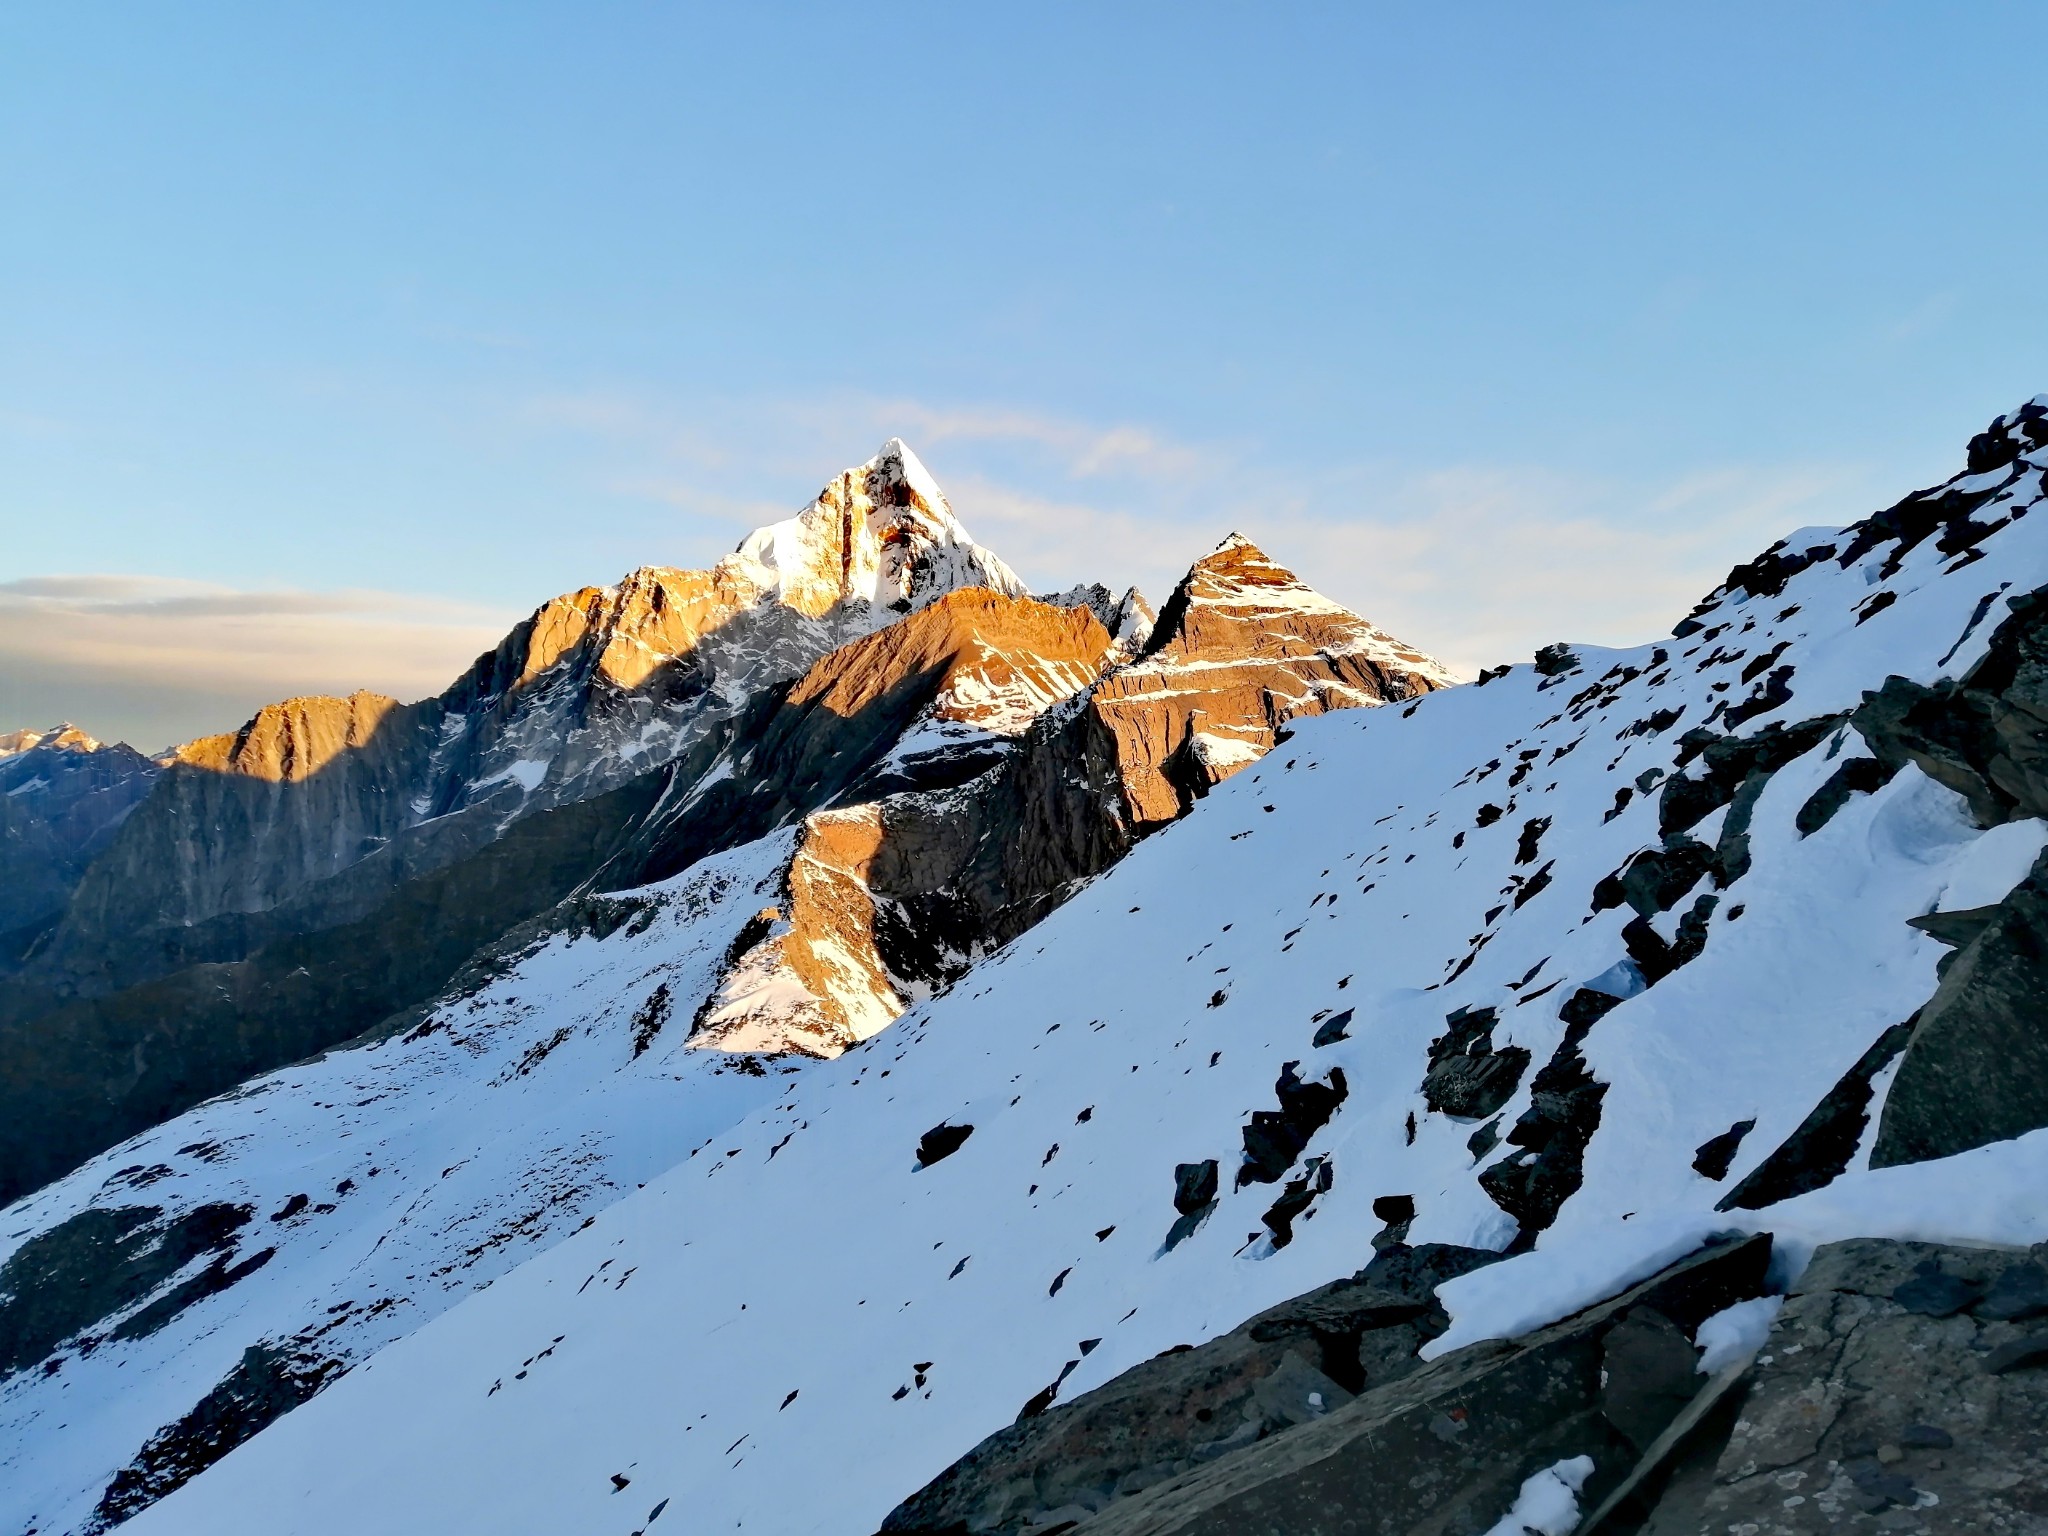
[0,577,518,751]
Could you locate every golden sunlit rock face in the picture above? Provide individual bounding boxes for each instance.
[1096,534,1460,828]
[678,543,1454,1058]
[171,691,406,783]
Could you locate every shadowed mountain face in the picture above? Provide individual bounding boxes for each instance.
[0,728,161,958]
[0,451,1447,1211]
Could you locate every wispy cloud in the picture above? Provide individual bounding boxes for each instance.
[0,577,518,751]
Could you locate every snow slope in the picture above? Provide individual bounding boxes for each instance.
[0,840,806,1536]
[114,406,2048,1535]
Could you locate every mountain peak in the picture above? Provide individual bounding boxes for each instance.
[721,441,1025,623]
[1138,537,1458,692]
[0,723,105,757]
[869,437,951,517]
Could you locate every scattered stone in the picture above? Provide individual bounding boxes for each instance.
[1419,1007,1530,1120]
[1690,1119,1754,1181]
[1237,1062,1347,1188]
[914,1123,974,1169]
[1172,1160,1218,1216]
[1310,1008,1353,1047]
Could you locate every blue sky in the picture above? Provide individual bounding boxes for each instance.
[3,3,2043,746]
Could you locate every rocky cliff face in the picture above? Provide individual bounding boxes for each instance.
[680,538,1455,1056]
[0,727,160,954]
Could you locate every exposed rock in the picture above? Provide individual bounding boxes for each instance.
[1794,754,1901,837]
[1600,1308,1702,1453]
[1041,1236,1770,1536]
[1090,535,1455,829]
[90,1343,344,1532]
[877,1242,1503,1535]
[1477,1018,1608,1236]
[683,592,1124,1055]
[1310,1008,1354,1047]
[1237,1062,1348,1188]
[799,537,1454,1034]
[1873,846,2048,1166]
[1851,589,2048,829]
[1642,1238,2048,1535]
[1171,1161,1218,1216]
[1657,716,1845,841]
[1690,1119,1755,1182]
[1419,1006,1531,1120]
[0,1203,255,1377]
[0,444,1039,1201]
[1719,1019,1915,1210]
[915,1123,975,1169]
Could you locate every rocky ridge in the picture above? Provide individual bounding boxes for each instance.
[20,440,1022,1002]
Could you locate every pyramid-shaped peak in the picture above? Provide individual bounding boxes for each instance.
[836,438,954,524]
[1137,533,1459,690]
[721,443,1026,623]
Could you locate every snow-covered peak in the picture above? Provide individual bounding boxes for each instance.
[719,440,1026,621]
[0,723,104,757]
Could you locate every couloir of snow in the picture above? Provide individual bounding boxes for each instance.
[104,425,2048,1535]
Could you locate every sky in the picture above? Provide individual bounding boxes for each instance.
[3,3,2044,749]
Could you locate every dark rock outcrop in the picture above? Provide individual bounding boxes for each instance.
[903,1236,1769,1536]
[1844,591,2048,1165]
[1419,1006,1530,1121]
[877,1243,1505,1536]
[1477,1020,1608,1237]
[0,1202,257,1378]
[91,1343,344,1531]
[885,1232,2048,1536]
